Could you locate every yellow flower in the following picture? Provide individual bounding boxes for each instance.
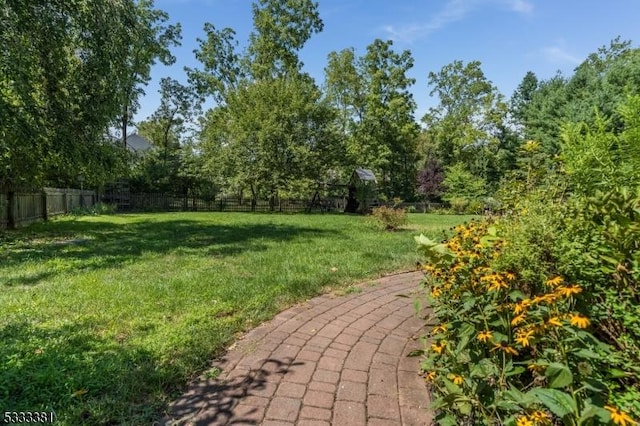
[511,313,526,326]
[448,373,464,385]
[605,405,636,426]
[424,371,437,382]
[516,415,533,426]
[431,341,446,354]
[487,277,509,291]
[515,329,535,347]
[545,276,564,287]
[491,341,519,356]
[546,316,562,327]
[514,299,531,314]
[556,285,583,298]
[529,410,551,424]
[477,330,493,343]
[528,363,546,374]
[505,272,516,281]
[422,264,436,273]
[430,286,442,298]
[532,293,557,304]
[569,314,590,329]
[431,324,447,334]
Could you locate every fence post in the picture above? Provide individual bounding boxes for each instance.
[62,190,68,213]
[42,190,48,221]
[7,191,15,229]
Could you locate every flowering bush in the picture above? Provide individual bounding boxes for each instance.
[416,220,637,425]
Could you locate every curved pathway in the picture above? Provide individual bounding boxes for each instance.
[164,271,433,425]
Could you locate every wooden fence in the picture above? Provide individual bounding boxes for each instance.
[0,188,97,230]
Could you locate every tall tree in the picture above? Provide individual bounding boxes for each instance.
[149,77,200,164]
[117,0,182,148]
[204,75,336,201]
[1,0,153,188]
[422,60,508,189]
[187,24,241,103]
[324,48,364,136]
[247,0,323,79]
[193,0,333,199]
[324,40,419,199]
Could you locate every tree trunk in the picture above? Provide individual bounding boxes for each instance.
[122,104,128,149]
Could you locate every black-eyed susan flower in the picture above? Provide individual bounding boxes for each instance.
[545,276,563,287]
[448,373,464,385]
[491,341,519,356]
[514,299,531,314]
[477,330,493,343]
[515,329,535,347]
[431,324,447,334]
[569,314,590,329]
[511,313,526,326]
[516,415,533,426]
[430,286,442,298]
[528,363,546,374]
[487,277,509,291]
[605,405,636,426]
[556,285,583,298]
[546,316,562,327]
[529,410,551,424]
[431,341,446,354]
[424,371,437,382]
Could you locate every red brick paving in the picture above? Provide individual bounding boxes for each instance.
[164,271,434,425]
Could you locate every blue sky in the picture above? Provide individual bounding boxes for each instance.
[136,0,640,126]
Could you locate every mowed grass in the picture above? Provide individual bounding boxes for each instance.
[0,212,473,424]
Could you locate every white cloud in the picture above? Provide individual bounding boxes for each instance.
[382,0,533,43]
[541,46,581,65]
[504,0,533,14]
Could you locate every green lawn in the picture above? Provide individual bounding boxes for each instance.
[0,212,473,424]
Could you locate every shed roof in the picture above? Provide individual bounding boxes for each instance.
[126,133,153,152]
[353,168,377,182]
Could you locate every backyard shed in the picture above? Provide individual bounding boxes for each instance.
[345,168,377,213]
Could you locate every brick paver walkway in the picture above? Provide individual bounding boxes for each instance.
[164,271,433,425]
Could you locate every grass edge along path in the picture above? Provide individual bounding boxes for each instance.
[0,212,473,424]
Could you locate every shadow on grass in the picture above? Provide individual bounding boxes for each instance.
[1,217,338,287]
[0,317,307,425]
[166,357,302,425]
[0,319,168,425]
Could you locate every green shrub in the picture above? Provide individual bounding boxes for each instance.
[417,219,637,425]
[370,205,408,231]
[70,202,117,216]
[449,197,469,214]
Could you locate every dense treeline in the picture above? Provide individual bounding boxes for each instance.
[3,1,640,208]
[1,0,180,190]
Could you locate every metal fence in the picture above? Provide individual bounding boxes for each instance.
[0,188,96,229]
[117,193,324,213]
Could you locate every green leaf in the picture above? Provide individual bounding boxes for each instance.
[579,403,610,423]
[455,322,475,354]
[436,413,458,426]
[582,378,607,392]
[545,362,573,388]
[505,366,526,377]
[529,388,577,418]
[572,348,600,360]
[608,368,630,378]
[406,349,425,357]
